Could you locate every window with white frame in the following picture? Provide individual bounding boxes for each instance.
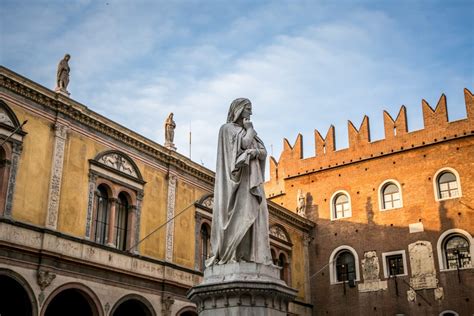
[434,168,461,201]
[439,311,459,316]
[444,235,471,269]
[381,182,401,210]
[382,250,407,278]
[332,191,351,219]
[437,229,473,270]
[329,246,360,284]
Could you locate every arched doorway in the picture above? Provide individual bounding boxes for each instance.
[43,284,101,316]
[176,306,198,316]
[0,271,37,316]
[111,294,155,316]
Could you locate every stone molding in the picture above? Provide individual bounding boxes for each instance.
[188,262,297,315]
[0,69,214,186]
[165,174,177,262]
[46,122,69,229]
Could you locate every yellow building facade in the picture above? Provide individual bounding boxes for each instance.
[0,66,313,316]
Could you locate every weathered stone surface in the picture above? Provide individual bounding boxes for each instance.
[188,262,297,316]
[408,241,438,290]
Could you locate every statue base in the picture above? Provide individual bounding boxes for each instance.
[187,262,297,316]
[164,142,176,151]
[55,87,70,97]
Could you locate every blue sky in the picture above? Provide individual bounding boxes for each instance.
[1,0,473,172]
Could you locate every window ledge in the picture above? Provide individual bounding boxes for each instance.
[380,206,403,212]
[439,267,472,272]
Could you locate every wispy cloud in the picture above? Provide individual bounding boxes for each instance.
[1,1,472,172]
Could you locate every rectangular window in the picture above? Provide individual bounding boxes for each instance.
[382,250,407,278]
[387,254,404,276]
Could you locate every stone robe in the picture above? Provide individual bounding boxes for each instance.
[207,122,272,266]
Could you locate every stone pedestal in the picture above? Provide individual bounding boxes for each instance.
[187,262,297,316]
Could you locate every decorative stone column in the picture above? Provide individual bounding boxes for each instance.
[85,173,98,239]
[165,174,177,262]
[107,198,117,247]
[4,142,22,217]
[194,213,202,270]
[303,234,312,303]
[46,122,68,229]
[188,262,297,316]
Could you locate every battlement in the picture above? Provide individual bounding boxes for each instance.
[267,89,474,195]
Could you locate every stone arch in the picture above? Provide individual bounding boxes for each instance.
[269,224,291,243]
[110,293,156,316]
[0,99,23,129]
[41,282,103,316]
[0,268,38,316]
[93,150,143,180]
[176,305,198,316]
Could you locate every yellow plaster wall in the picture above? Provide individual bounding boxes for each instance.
[11,103,53,226]
[139,165,167,259]
[289,230,306,300]
[173,179,207,268]
[56,131,107,237]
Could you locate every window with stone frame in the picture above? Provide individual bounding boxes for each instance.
[437,171,460,199]
[0,100,26,217]
[269,224,292,285]
[335,251,356,282]
[444,235,471,270]
[93,184,110,245]
[200,223,211,269]
[382,182,401,210]
[86,150,145,253]
[386,254,404,276]
[194,194,213,271]
[332,192,351,219]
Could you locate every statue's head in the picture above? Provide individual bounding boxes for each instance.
[227,98,251,123]
[64,54,71,61]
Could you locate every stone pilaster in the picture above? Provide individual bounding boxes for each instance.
[85,173,98,239]
[165,174,177,262]
[4,142,22,217]
[303,233,312,303]
[132,191,143,254]
[194,213,202,270]
[45,122,68,229]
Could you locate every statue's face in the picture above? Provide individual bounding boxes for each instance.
[241,104,252,120]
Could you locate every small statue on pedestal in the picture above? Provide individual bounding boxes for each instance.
[164,113,176,150]
[55,54,71,96]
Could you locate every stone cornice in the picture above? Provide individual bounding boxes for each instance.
[0,66,214,186]
[268,201,314,232]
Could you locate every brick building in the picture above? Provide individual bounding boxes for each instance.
[265,89,474,315]
[0,66,313,316]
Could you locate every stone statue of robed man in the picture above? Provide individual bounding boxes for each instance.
[55,54,71,95]
[207,98,272,266]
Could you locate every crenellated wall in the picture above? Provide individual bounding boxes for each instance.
[266,89,474,198]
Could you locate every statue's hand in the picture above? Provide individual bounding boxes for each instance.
[243,118,254,131]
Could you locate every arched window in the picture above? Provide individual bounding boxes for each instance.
[329,245,360,284]
[437,171,459,199]
[434,168,462,201]
[0,146,7,210]
[331,191,351,219]
[94,185,110,245]
[278,253,290,284]
[381,182,401,210]
[444,235,471,269]
[439,311,459,316]
[115,193,129,251]
[437,229,473,270]
[335,251,356,282]
[200,224,210,269]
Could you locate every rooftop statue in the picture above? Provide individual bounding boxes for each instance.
[164,112,176,150]
[55,54,70,94]
[207,98,272,266]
